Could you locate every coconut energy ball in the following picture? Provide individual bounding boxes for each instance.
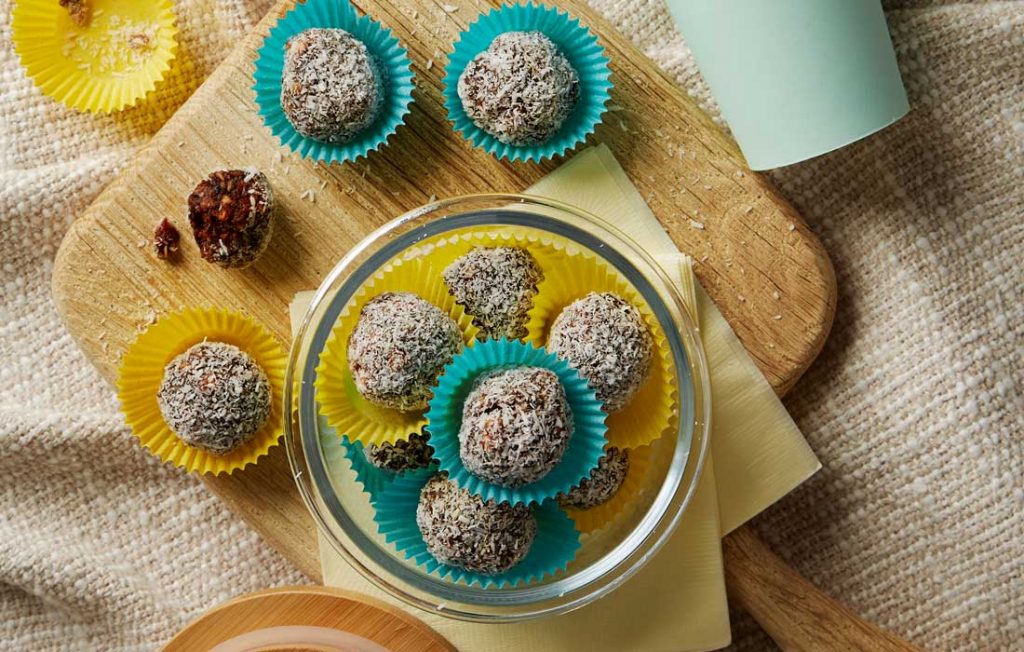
[347,292,463,411]
[416,475,536,574]
[459,367,573,487]
[442,246,543,341]
[558,446,629,510]
[457,31,579,146]
[157,342,272,455]
[281,28,383,143]
[364,432,434,473]
[548,292,653,412]
[187,168,275,269]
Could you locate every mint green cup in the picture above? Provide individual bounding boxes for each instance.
[665,0,908,169]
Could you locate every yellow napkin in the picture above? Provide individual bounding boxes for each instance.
[298,145,820,651]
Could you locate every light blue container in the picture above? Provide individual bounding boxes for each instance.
[665,0,908,169]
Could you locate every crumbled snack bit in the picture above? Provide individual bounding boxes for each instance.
[157,342,271,455]
[59,0,89,26]
[548,292,653,412]
[152,218,180,260]
[459,367,573,488]
[281,28,383,144]
[187,168,275,268]
[347,292,462,411]
[442,247,543,341]
[458,31,579,146]
[416,474,536,574]
[127,33,151,51]
[364,433,434,473]
[558,446,629,509]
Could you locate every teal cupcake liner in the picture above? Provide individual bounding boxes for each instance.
[442,2,613,162]
[374,468,580,589]
[425,338,607,506]
[253,0,414,163]
[340,436,393,503]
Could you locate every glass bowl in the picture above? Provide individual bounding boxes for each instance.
[284,194,710,622]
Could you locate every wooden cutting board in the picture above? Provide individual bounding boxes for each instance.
[52,0,919,649]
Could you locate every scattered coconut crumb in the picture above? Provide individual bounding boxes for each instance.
[426,59,434,70]
[738,294,746,303]
[428,194,437,203]
[274,151,283,163]
[743,205,753,214]
[442,4,458,12]
[689,219,704,230]
[772,314,783,320]
[703,184,712,191]
[734,171,744,178]
[772,291,781,300]
[787,223,796,231]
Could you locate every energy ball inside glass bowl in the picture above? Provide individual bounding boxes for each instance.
[187,168,275,269]
[549,292,653,412]
[347,292,463,411]
[457,31,580,146]
[558,446,629,509]
[416,474,537,574]
[157,342,272,455]
[442,246,543,341]
[281,28,384,144]
[364,432,434,473]
[459,367,573,488]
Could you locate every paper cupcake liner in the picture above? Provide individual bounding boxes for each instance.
[561,444,653,534]
[253,0,414,164]
[12,0,178,113]
[374,468,580,589]
[442,2,612,162]
[406,223,678,450]
[425,338,608,507]
[117,308,286,475]
[524,245,678,450]
[339,434,438,504]
[315,256,479,447]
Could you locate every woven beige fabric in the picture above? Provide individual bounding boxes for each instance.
[1,0,1020,650]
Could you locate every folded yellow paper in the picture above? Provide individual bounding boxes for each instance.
[299,145,819,652]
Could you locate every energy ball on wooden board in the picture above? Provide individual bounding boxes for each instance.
[157,342,272,455]
[442,246,543,341]
[548,292,653,412]
[459,367,573,488]
[281,28,384,144]
[187,168,275,269]
[347,292,463,411]
[558,446,629,509]
[457,31,580,146]
[364,432,434,473]
[416,474,536,574]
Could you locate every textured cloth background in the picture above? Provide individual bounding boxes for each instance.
[1,0,1021,650]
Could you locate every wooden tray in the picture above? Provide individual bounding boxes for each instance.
[53,1,915,649]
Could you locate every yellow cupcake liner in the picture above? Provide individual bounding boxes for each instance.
[562,444,653,534]
[396,225,677,449]
[12,0,178,113]
[117,308,286,475]
[315,257,480,447]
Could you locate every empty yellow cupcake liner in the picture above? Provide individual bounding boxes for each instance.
[315,257,480,447]
[117,308,286,475]
[12,0,178,113]
[562,444,653,534]
[319,225,676,451]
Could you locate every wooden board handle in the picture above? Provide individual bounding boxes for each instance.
[724,526,922,651]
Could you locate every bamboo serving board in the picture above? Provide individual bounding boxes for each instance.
[52,0,918,649]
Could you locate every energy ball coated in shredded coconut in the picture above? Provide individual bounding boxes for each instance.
[548,292,653,412]
[187,168,275,269]
[347,292,463,411]
[364,432,434,473]
[558,446,629,509]
[157,342,272,455]
[459,367,573,488]
[416,474,536,574]
[457,31,579,146]
[281,28,384,144]
[442,247,543,341]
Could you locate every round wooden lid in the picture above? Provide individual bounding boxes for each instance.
[164,586,454,652]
